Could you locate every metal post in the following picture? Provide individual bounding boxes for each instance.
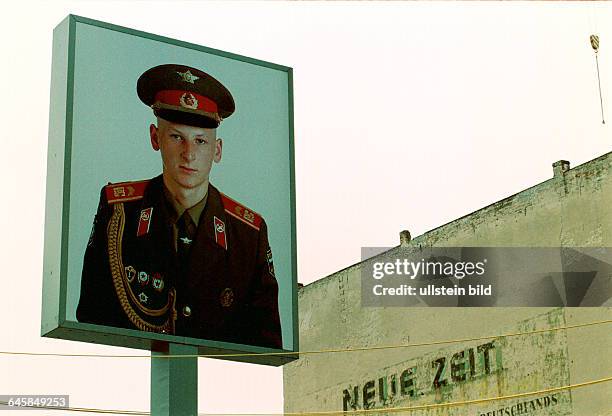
[151,343,198,416]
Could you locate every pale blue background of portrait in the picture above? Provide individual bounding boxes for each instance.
[66,21,294,350]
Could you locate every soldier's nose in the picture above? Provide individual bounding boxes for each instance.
[182,145,195,161]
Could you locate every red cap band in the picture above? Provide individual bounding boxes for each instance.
[154,90,218,113]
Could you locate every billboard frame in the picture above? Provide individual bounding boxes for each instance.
[41,14,298,366]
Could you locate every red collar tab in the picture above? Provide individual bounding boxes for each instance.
[105,180,150,204]
[220,193,262,231]
[137,207,154,237]
[214,216,228,250]
[154,90,218,113]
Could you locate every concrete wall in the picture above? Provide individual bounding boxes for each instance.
[284,152,612,415]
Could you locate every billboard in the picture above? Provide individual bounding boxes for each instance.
[42,15,297,365]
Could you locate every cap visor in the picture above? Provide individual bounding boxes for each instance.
[154,109,219,129]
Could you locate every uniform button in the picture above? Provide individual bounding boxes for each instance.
[182,306,192,317]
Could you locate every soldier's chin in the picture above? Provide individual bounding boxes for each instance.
[175,177,205,190]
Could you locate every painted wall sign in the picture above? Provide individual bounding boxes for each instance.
[342,341,501,410]
[319,309,573,416]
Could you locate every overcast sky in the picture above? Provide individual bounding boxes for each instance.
[0,1,610,415]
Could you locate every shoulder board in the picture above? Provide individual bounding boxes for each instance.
[105,180,151,204]
[220,193,262,231]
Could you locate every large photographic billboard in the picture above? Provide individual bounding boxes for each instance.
[42,15,297,365]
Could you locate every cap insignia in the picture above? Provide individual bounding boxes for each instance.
[176,70,199,84]
[179,92,199,110]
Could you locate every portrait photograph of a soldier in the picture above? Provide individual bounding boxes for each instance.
[76,64,282,349]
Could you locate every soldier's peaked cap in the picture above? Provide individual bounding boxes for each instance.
[137,64,235,128]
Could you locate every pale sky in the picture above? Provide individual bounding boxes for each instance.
[0,1,610,415]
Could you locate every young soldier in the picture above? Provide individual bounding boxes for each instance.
[77,64,282,349]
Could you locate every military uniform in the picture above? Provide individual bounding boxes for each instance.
[77,175,282,348]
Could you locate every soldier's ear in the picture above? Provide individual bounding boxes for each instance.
[150,124,160,151]
[214,138,222,163]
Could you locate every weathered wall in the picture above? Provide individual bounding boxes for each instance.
[284,153,612,415]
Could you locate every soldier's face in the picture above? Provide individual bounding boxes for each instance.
[150,118,222,192]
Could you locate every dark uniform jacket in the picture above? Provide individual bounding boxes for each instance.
[77,175,282,349]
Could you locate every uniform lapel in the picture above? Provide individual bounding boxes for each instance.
[186,184,229,293]
[139,175,177,273]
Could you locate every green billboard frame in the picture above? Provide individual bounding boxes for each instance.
[42,15,298,366]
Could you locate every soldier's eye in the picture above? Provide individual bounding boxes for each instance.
[170,134,182,141]
[195,138,208,145]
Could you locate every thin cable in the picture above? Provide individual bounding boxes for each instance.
[590,34,605,124]
[595,53,605,124]
[0,403,147,415]
[0,376,609,415]
[0,319,609,359]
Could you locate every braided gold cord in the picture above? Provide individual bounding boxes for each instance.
[107,203,176,333]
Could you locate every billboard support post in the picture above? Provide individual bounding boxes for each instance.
[151,343,198,416]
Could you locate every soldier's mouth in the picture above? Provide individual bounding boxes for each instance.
[179,166,197,173]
